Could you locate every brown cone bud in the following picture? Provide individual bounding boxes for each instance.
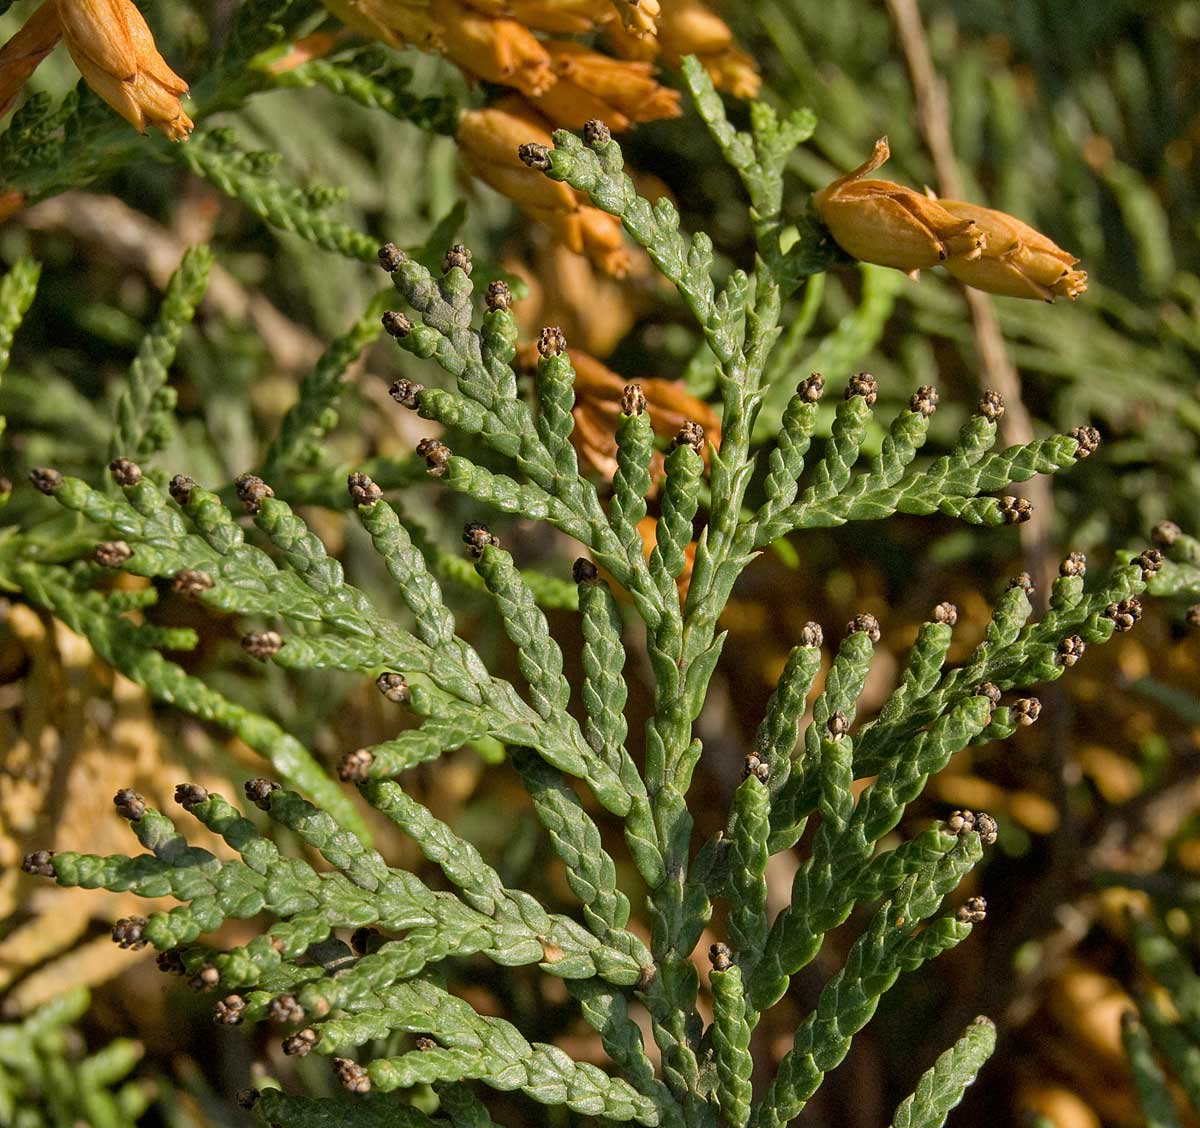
[573,558,599,584]
[382,310,413,338]
[242,631,283,661]
[442,244,472,275]
[518,142,552,170]
[94,540,133,568]
[672,420,705,453]
[378,243,406,272]
[28,467,63,495]
[846,372,878,405]
[244,777,280,810]
[537,325,567,357]
[976,390,1005,422]
[109,457,142,486]
[334,1057,371,1093]
[1069,425,1101,458]
[376,672,410,703]
[709,943,733,971]
[21,849,55,877]
[113,788,145,820]
[416,438,451,476]
[112,915,149,949]
[172,569,214,598]
[463,521,499,558]
[957,896,987,924]
[999,496,1033,524]
[235,473,274,514]
[174,782,208,808]
[339,748,374,782]
[932,602,958,625]
[169,474,195,505]
[621,383,647,416]
[389,378,423,408]
[1059,551,1086,578]
[846,612,881,643]
[583,118,611,147]
[909,385,938,417]
[485,279,512,311]
[348,471,382,508]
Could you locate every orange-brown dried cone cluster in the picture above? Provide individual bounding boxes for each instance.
[0,0,192,139]
[605,0,760,99]
[314,0,754,273]
[813,137,1086,302]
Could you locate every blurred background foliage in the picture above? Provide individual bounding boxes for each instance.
[1,0,1199,1125]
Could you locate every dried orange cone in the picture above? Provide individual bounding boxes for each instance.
[439,0,555,95]
[457,97,631,275]
[610,0,660,37]
[320,0,440,47]
[462,0,604,33]
[0,0,62,118]
[654,0,760,97]
[812,137,985,273]
[55,0,192,139]
[938,199,1088,301]
[529,41,680,132]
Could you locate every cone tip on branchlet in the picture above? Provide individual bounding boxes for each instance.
[174,782,208,809]
[583,118,611,147]
[1134,548,1162,579]
[334,1057,371,1093]
[1059,551,1086,578]
[975,812,999,845]
[112,916,149,949]
[827,710,850,739]
[910,384,939,417]
[114,788,146,820]
[742,752,769,783]
[956,896,987,924]
[442,243,472,275]
[381,310,413,338]
[244,777,280,810]
[109,457,142,487]
[416,437,451,476]
[172,569,214,598]
[235,473,274,514]
[672,420,705,454]
[463,521,499,558]
[389,378,423,409]
[378,243,406,273]
[21,849,55,877]
[94,540,133,568]
[709,942,733,971]
[414,1035,437,1051]
[799,373,825,403]
[974,681,1002,707]
[518,142,552,170]
[1008,572,1035,596]
[485,279,512,312]
[621,383,647,417]
[537,325,567,358]
[156,948,185,975]
[1152,520,1181,549]
[800,621,823,648]
[236,1089,260,1110]
[572,557,599,584]
[190,966,220,991]
[169,474,195,505]
[338,748,375,783]
[283,1028,319,1056]
[268,994,305,1024]
[29,467,63,495]
[932,601,958,626]
[846,612,881,643]
[846,371,878,405]
[1056,634,1086,667]
[1069,425,1101,458]
[1013,697,1042,726]
[1104,597,1143,633]
[348,471,382,508]
[376,672,410,704]
[976,390,1005,422]
[242,631,283,661]
[1000,496,1033,524]
[213,994,246,1025]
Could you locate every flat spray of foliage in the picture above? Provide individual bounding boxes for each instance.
[6,61,1194,1128]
